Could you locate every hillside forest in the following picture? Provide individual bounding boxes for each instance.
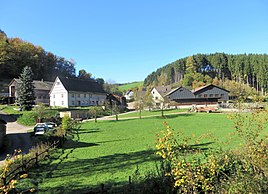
[144,53,268,95]
[0,29,105,84]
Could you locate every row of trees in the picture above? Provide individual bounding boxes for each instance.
[144,53,268,94]
[0,30,114,94]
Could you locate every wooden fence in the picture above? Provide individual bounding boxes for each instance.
[1,137,65,188]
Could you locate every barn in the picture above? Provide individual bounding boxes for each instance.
[166,84,229,106]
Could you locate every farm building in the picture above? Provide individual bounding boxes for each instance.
[9,79,53,105]
[49,76,107,108]
[166,84,229,106]
[106,94,127,111]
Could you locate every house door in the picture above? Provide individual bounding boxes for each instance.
[78,101,81,106]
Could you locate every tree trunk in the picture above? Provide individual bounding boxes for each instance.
[115,114,118,121]
[139,109,142,119]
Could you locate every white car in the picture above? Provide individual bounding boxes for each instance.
[34,123,49,136]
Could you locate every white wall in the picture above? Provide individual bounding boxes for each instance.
[151,88,164,104]
[50,77,68,107]
[68,92,106,107]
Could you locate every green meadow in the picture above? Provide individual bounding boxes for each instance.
[118,81,144,92]
[18,113,258,193]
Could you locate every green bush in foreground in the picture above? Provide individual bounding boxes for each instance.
[152,110,268,193]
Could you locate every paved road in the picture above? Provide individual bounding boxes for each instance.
[0,111,33,166]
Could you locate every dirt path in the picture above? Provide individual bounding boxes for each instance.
[0,111,33,166]
[83,110,189,122]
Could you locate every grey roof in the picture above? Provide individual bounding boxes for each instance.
[192,84,229,94]
[155,85,172,96]
[33,80,53,90]
[165,86,183,96]
[59,77,106,94]
[12,79,53,91]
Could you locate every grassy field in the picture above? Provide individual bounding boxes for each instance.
[118,81,143,92]
[18,112,259,193]
[116,108,188,118]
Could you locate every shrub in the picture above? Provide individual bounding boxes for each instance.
[155,110,268,193]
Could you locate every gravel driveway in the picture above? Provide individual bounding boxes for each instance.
[0,111,33,166]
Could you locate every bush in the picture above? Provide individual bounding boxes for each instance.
[154,110,268,193]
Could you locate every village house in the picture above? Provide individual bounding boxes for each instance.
[49,76,107,108]
[106,93,127,111]
[150,85,172,106]
[124,90,134,101]
[9,79,53,105]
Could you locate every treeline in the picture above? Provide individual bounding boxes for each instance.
[144,53,268,94]
[0,29,76,81]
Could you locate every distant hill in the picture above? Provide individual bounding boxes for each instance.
[118,81,143,92]
[144,53,268,94]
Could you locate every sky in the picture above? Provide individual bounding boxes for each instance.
[1,0,268,83]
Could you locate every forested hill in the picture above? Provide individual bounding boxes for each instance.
[144,53,268,93]
[0,29,76,81]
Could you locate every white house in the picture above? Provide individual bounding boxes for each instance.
[49,77,107,108]
[124,90,134,101]
[151,85,172,106]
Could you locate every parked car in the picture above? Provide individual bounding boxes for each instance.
[44,122,57,129]
[34,123,49,136]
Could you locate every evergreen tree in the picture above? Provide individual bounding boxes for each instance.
[16,66,35,110]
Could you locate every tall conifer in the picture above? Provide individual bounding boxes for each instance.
[16,66,35,110]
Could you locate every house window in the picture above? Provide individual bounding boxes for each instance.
[215,94,219,97]
[92,101,95,104]
[72,101,74,105]
[61,101,64,105]
[78,94,80,98]
[221,94,224,98]
[71,94,74,98]
[198,95,202,98]
[53,101,55,106]
[155,97,158,100]
[89,94,92,98]
[56,81,60,85]
[204,94,208,98]
[209,94,213,97]
[61,94,64,98]
[152,91,155,94]
[84,94,86,98]
[53,94,55,98]
[96,101,98,105]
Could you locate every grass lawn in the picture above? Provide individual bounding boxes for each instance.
[0,105,59,126]
[116,108,188,118]
[20,113,259,193]
[118,81,143,92]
